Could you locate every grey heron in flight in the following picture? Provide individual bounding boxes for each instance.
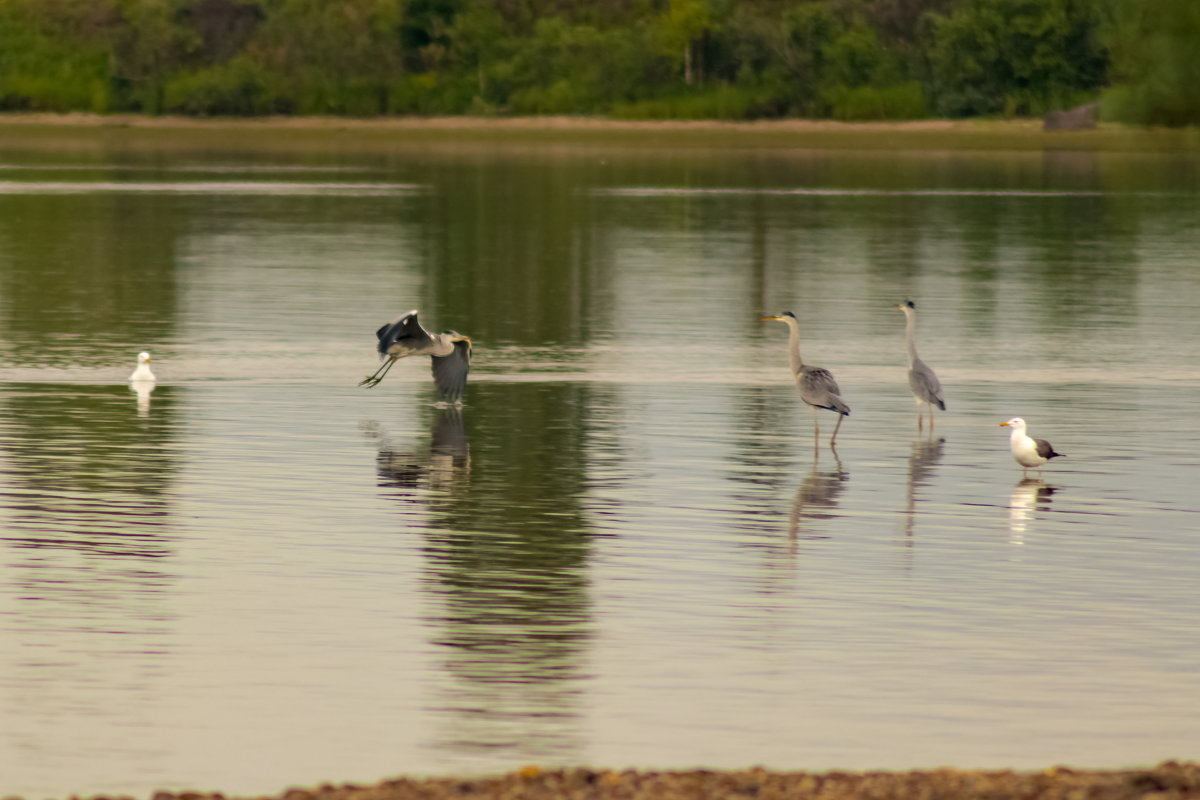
[1000,417,1064,475]
[895,300,945,430]
[762,311,850,444]
[359,310,472,403]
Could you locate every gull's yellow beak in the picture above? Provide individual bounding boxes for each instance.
[1000,421,1010,427]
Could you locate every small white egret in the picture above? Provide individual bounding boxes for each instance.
[1000,417,1064,475]
[130,351,156,382]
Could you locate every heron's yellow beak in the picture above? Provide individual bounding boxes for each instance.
[760,316,781,322]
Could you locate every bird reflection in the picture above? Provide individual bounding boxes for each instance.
[130,380,155,417]
[1008,477,1058,545]
[366,383,595,767]
[787,442,848,540]
[368,407,470,496]
[902,435,945,544]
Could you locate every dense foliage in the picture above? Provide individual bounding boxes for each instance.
[0,0,1182,123]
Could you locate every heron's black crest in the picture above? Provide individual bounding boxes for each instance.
[781,310,796,319]
[905,299,916,310]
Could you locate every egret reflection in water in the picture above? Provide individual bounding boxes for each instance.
[1009,478,1059,545]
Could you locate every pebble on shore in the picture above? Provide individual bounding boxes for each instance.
[35,761,1200,800]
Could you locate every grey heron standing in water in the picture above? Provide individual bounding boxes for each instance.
[895,300,945,430]
[762,311,851,445]
[359,310,472,403]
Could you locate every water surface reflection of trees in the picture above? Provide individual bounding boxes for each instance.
[0,193,180,364]
[371,382,599,767]
[0,383,180,768]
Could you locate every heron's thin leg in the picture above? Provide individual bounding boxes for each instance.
[928,406,935,431]
[360,356,397,387]
[830,413,844,444]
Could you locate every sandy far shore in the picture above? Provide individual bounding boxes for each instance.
[0,111,975,133]
[63,762,1196,800]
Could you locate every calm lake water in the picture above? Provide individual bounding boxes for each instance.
[1,129,1199,797]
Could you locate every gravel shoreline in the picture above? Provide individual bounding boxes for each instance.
[45,762,1194,800]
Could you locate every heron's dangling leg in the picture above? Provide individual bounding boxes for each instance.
[359,356,398,388]
[830,412,845,444]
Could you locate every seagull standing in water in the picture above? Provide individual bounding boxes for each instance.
[360,310,472,403]
[895,300,945,430]
[1000,417,1064,475]
[762,311,851,445]
[129,351,156,382]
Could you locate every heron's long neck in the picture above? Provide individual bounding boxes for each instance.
[787,322,804,375]
[904,311,919,367]
[430,334,456,357]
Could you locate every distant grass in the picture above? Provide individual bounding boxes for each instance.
[2,113,1200,155]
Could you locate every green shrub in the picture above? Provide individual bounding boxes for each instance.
[612,85,763,120]
[825,82,929,121]
[164,58,287,116]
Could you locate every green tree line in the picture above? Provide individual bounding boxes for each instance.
[0,0,1190,123]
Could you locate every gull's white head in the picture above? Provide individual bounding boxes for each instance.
[1000,417,1027,432]
[138,351,151,364]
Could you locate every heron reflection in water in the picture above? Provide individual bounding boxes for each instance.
[360,310,472,404]
[366,407,471,496]
[787,441,848,540]
[1008,477,1057,545]
[761,311,850,445]
[902,435,945,545]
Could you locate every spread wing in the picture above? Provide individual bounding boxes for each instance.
[799,366,850,416]
[909,358,945,410]
[376,310,433,358]
[430,339,471,402]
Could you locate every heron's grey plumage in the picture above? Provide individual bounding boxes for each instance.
[762,311,850,444]
[360,310,472,402]
[431,338,471,403]
[896,300,945,428]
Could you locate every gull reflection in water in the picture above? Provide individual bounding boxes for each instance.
[1008,477,1057,545]
[902,435,945,544]
[366,407,471,497]
[130,379,155,417]
[788,442,848,540]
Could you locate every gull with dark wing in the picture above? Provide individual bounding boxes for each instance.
[895,300,945,430]
[1000,417,1064,475]
[360,310,472,403]
[762,311,851,445]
